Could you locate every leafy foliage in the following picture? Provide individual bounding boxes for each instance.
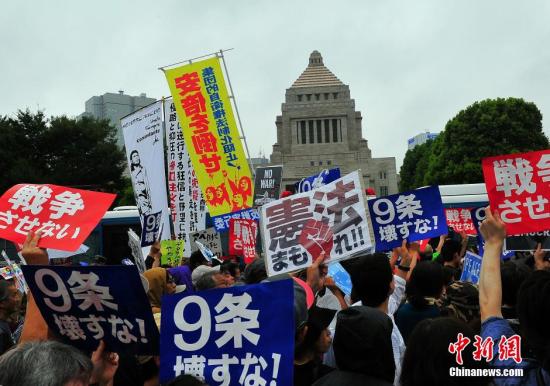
[399,98,549,190]
[0,110,130,206]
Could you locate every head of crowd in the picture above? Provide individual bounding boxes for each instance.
[0,208,549,386]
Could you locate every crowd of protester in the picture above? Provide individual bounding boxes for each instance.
[0,207,549,385]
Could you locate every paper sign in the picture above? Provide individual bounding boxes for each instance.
[253,166,283,206]
[128,229,147,274]
[0,184,115,251]
[229,219,258,264]
[22,265,159,354]
[460,251,482,285]
[190,228,222,259]
[260,170,373,276]
[470,207,544,256]
[161,240,185,266]
[368,185,448,251]
[164,99,207,257]
[445,208,476,235]
[47,244,90,260]
[159,280,294,385]
[294,168,341,193]
[165,57,253,217]
[327,262,352,296]
[122,101,171,246]
[482,149,550,235]
[211,208,259,233]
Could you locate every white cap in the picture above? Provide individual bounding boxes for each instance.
[191,265,221,286]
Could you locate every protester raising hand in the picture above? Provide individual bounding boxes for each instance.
[534,243,550,271]
[21,230,48,265]
[478,207,505,322]
[479,208,506,246]
[20,231,50,342]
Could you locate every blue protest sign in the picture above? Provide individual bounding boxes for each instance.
[368,186,448,251]
[328,262,352,296]
[160,279,294,385]
[141,211,163,247]
[460,251,482,284]
[211,207,259,233]
[470,207,515,259]
[21,265,159,354]
[294,168,341,193]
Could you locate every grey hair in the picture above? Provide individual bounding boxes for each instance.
[0,340,93,386]
[195,271,221,291]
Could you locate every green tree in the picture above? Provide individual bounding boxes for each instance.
[0,110,128,205]
[423,98,549,185]
[399,140,434,191]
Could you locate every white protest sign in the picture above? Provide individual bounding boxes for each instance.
[122,101,171,245]
[164,99,207,256]
[260,170,373,276]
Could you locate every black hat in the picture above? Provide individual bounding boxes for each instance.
[334,306,395,383]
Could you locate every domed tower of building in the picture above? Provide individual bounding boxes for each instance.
[270,50,398,196]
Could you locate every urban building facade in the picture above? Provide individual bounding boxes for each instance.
[407,131,439,150]
[80,91,156,147]
[270,51,398,196]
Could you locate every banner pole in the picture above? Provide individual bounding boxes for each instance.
[158,48,234,71]
[217,49,255,178]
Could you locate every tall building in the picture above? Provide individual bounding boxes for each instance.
[80,91,156,147]
[407,132,439,150]
[270,51,398,196]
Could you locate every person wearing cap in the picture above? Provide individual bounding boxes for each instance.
[313,306,395,386]
[0,279,21,355]
[294,306,337,386]
[191,265,222,287]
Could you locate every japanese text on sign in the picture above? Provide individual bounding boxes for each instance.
[164,57,253,217]
[482,150,550,235]
[160,280,294,385]
[368,185,448,251]
[260,171,373,276]
[190,228,223,259]
[0,184,115,251]
[445,208,476,235]
[212,208,259,233]
[165,99,207,256]
[21,265,159,354]
[229,219,258,264]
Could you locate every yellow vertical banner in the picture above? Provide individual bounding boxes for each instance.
[164,57,253,217]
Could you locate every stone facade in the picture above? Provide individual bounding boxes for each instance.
[270,51,398,196]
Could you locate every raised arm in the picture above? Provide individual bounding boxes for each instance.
[478,208,506,322]
[19,231,51,343]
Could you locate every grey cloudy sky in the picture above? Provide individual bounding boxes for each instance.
[2,1,549,169]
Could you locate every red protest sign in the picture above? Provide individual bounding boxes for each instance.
[482,149,550,235]
[0,184,115,251]
[229,218,258,264]
[445,208,476,235]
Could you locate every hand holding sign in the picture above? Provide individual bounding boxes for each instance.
[21,231,48,265]
[479,208,507,247]
[534,243,550,271]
